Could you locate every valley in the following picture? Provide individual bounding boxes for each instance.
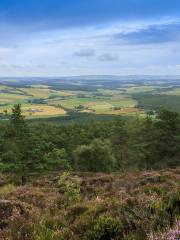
[0,76,180,119]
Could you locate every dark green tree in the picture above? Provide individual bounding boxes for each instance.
[111,119,128,170]
[74,139,116,172]
[44,148,71,170]
[125,116,154,170]
[10,104,26,135]
[2,104,37,184]
[153,109,180,167]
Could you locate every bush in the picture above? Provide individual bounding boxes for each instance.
[44,148,71,171]
[58,172,81,204]
[74,139,116,172]
[86,216,123,240]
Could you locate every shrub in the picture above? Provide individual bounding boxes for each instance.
[86,216,123,240]
[58,172,81,205]
[44,148,71,171]
[74,139,116,172]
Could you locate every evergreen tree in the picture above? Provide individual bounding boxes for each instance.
[74,139,116,172]
[154,109,180,167]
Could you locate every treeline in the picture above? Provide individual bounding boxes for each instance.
[0,104,180,182]
[134,93,180,112]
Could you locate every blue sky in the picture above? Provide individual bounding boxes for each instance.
[0,0,180,76]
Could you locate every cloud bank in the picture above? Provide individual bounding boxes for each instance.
[0,1,180,76]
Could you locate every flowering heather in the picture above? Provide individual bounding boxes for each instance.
[168,221,180,240]
[0,168,179,240]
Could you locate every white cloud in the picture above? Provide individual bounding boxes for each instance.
[0,19,180,76]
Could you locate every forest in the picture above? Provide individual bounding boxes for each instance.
[0,104,180,181]
[0,105,180,239]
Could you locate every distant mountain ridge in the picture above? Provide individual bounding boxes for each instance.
[1,75,180,84]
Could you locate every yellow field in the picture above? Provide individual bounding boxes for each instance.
[22,105,66,117]
[0,105,66,117]
[0,83,142,118]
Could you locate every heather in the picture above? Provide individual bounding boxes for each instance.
[0,169,179,239]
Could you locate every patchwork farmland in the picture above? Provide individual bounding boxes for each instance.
[0,77,180,119]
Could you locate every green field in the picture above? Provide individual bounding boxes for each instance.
[0,78,180,119]
[0,84,140,118]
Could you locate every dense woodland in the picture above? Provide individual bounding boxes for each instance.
[0,105,180,239]
[0,104,179,183]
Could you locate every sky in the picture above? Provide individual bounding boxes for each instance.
[0,0,180,76]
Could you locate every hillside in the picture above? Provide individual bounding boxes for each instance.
[0,104,179,240]
[0,169,179,239]
[1,77,180,121]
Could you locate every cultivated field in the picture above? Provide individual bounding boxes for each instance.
[0,77,180,119]
[0,83,140,118]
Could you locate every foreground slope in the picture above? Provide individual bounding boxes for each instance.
[0,169,179,240]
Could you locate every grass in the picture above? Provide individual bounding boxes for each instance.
[0,104,66,117]
[18,86,74,99]
[121,86,157,94]
[0,93,29,101]
[109,98,137,107]
[0,184,17,198]
[20,87,56,98]
[85,102,112,112]
[48,97,100,109]
[22,105,66,117]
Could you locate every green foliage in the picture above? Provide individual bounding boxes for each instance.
[150,192,180,231]
[0,169,179,239]
[35,215,64,240]
[44,148,71,171]
[86,216,123,240]
[0,105,180,178]
[127,116,155,169]
[10,104,26,135]
[134,93,180,112]
[74,139,116,172]
[153,109,180,164]
[58,172,81,204]
[0,81,180,239]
